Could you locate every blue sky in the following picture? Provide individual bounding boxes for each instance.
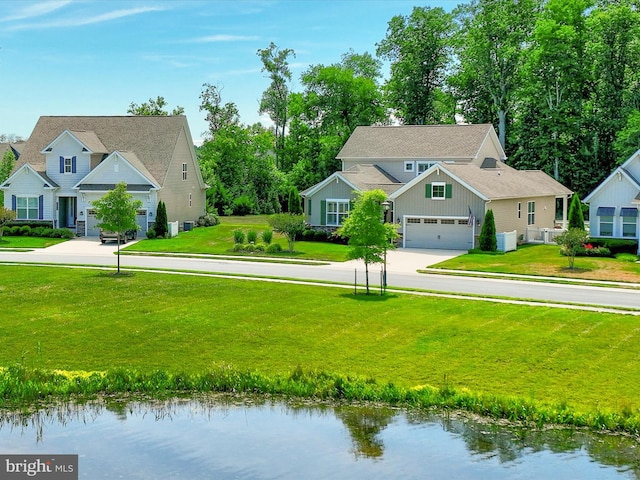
[0,0,458,144]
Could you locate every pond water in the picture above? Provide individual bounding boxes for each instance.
[1,395,639,479]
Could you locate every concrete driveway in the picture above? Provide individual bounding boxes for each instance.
[29,237,463,274]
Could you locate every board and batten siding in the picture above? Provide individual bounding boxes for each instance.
[306,177,358,226]
[157,126,206,225]
[587,172,638,237]
[393,170,485,228]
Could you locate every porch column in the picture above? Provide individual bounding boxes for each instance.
[562,194,569,230]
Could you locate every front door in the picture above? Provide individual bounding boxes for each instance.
[58,197,77,228]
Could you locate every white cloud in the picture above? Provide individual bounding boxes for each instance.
[2,0,72,22]
[6,4,167,30]
[186,34,260,43]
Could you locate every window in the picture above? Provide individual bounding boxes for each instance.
[621,208,637,238]
[424,218,438,224]
[404,161,414,173]
[16,197,39,220]
[407,218,421,224]
[64,157,72,173]
[597,207,615,237]
[326,200,350,226]
[527,201,535,225]
[182,163,188,181]
[517,202,521,219]
[441,219,455,225]
[432,182,446,199]
[417,162,435,174]
[189,193,192,207]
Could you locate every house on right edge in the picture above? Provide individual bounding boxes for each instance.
[584,149,640,243]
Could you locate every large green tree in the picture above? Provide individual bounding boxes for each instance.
[199,83,240,140]
[452,0,541,149]
[285,53,387,189]
[257,42,295,170]
[127,96,184,115]
[376,6,455,125]
[92,182,143,273]
[338,190,398,295]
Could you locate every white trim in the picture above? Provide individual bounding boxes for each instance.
[401,214,469,248]
[584,151,640,202]
[40,129,95,155]
[431,181,446,200]
[389,163,489,201]
[404,161,415,173]
[325,198,350,226]
[300,172,360,197]
[72,150,160,190]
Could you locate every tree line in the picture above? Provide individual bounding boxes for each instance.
[131,0,640,215]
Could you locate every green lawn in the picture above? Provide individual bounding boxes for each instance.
[0,236,68,249]
[431,244,640,283]
[2,265,639,414]
[124,215,350,262]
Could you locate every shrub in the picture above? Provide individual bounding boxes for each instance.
[232,243,243,252]
[254,243,266,252]
[233,229,245,244]
[261,229,273,245]
[246,229,258,244]
[478,210,497,252]
[19,225,31,236]
[146,228,157,239]
[243,243,255,252]
[616,253,638,262]
[232,195,254,216]
[266,243,282,254]
[154,201,168,239]
[197,213,219,227]
[9,226,20,235]
[588,238,637,255]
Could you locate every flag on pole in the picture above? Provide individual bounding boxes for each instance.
[467,206,474,227]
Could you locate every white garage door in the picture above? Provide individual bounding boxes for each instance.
[85,209,147,237]
[404,217,473,250]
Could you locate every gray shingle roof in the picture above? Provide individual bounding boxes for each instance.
[336,124,502,160]
[340,165,404,195]
[16,116,192,188]
[444,162,572,199]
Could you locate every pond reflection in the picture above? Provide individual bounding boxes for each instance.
[0,395,638,479]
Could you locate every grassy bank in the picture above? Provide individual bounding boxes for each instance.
[123,215,349,262]
[2,366,639,434]
[432,244,640,283]
[0,236,68,249]
[1,265,640,432]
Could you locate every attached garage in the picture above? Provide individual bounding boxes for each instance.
[403,216,473,250]
[85,209,148,237]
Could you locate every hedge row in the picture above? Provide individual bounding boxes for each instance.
[1,225,74,239]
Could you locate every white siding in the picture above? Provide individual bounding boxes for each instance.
[44,135,91,196]
[587,172,639,238]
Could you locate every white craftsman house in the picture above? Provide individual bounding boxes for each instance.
[1,116,207,236]
[301,124,572,249]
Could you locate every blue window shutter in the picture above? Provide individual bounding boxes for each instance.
[38,195,44,219]
[72,156,77,173]
[12,195,16,211]
[59,156,64,173]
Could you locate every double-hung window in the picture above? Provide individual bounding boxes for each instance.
[64,157,72,173]
[326,199,349,226]
[596,207,615,236]
[431,182,446,200]
[417,162,435,174]
[621,207,637,237]
[527,201,535,225]
[182,163,188,181]
[16,197,39,220]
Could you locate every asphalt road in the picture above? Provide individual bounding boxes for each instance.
[1,240,639,312]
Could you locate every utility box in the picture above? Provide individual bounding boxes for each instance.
[184,221,194,232]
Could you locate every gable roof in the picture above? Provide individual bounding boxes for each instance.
[73,151,160,190]
[390,161,571,201]
[16,116,194,188]
[0,163,59,189]
[300,165,404,197]
[584,150,640,202]
[336,124,505,161]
